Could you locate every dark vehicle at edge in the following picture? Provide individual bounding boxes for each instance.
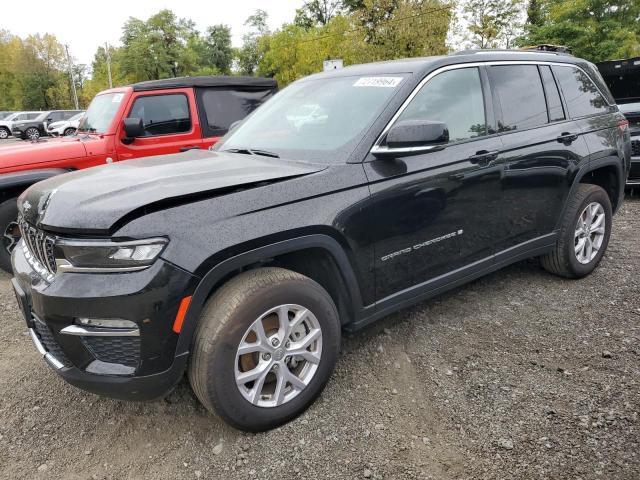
[597,56,640,185]
[12,50,631,431]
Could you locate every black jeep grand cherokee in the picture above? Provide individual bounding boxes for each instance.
[12,51,631,431]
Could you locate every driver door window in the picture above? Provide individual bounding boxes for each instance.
[128,94,191,136]
[394,67,488,143]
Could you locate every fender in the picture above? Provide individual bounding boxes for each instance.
[556,156,624,229]
[174,234,365,356]
[0,168,71,194]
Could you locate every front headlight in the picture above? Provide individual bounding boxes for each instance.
[55,238,168,272]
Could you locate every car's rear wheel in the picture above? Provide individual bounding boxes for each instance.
[0,197,20,273]
[0,127,9,139]
[63,128,76,136]
[188,267,340,432]
[25,127,40,140]
[540,184,612,278]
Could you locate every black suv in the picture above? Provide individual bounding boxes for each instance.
[11,51,631,431]
[12,110,83,140]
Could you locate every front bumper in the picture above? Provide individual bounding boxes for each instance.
[12,241,198,401]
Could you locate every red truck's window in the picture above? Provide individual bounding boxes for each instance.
[196,87,275,138]
[129,93,191,136]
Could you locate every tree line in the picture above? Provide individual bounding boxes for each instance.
[1,0,638,110]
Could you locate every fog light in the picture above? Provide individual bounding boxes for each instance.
[76,318,137,329]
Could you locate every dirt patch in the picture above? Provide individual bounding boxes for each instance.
[0,196,638,480]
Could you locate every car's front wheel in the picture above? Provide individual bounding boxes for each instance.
[188,267,341,432]
[63,128,76,136]
[25,127,40,140]
[541,184,612,278]
[0,127,9,139]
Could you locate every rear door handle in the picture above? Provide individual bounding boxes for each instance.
[468,150,499,166]
[557,132,579,144]
[179,146,201,152]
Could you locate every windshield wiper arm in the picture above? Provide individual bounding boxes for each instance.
[224,148,280,158]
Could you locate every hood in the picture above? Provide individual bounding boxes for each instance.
[0,137,88,170]
[20,150,327,234]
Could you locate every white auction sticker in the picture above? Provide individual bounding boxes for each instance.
[112,93,124,103]
[353,77,403,88]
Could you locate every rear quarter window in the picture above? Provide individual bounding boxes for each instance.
[552,65,610,118]
[196,88,275,138]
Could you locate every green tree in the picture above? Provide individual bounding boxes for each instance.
[518,0,640,61]
[294,0,343,28]
[462,0,524,49]
[238,9,270,75]
[198,24,234,74]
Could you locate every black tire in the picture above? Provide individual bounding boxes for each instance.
[188,267,341,432]
[0,197,20,273]
[0,127,9,140]
[63,128,76,136]
[25,127,40,140]
[540,184,612,278]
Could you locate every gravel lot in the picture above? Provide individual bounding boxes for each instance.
[0,195,638,480]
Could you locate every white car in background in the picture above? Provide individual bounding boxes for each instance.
[0,111,42,139]
[47,111,85,136]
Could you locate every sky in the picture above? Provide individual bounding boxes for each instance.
[2,0,305,67]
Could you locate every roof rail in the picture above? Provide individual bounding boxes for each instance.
[453,46,572,56]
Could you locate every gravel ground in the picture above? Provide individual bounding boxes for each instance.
[0,195,638,480]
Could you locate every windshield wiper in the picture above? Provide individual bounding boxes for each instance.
[223,148,280,158]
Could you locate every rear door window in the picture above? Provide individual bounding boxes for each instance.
[196,88,275,138]
[128,94,191,136]
[488,65,548,131]
[552,65,609,118]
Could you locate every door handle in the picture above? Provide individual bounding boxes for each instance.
[179,146,201,152]
[468,150,499,165]
[557,132,579,144]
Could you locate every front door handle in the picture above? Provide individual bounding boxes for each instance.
[557,132,579,145]
[179,146,201,152]
[468,150,499,166]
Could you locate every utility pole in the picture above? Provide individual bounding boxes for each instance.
[65,44,79,109]
[105,42,113,88]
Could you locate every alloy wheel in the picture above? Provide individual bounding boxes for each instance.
[26,128,40,140]
[574,202,605,264]
[235,304,323,408]
[0,129,8,139]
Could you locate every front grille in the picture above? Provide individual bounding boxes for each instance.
[82,337,141,368]
[33,316,70,366]
[632,139,640,156]
[18,217,57,276]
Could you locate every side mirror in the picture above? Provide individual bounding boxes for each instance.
[385,120,449,150]
[123,117,144,144]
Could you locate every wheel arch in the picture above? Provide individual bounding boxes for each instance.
[175,234,365,357]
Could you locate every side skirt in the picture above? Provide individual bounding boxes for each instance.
[347,232,557,331]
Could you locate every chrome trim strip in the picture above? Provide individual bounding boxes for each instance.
[28,328,64,370]
[371,145,440,155]
[55,259,149,273]
[56,237,168,248]
[60,325,140,337]
[371,60,613,154]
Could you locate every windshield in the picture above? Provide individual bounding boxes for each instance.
[69,112,84,122]
[78,92,124,133]
[4,113,20,121]
[215,74,407,162]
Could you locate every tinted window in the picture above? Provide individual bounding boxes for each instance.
[539,66,565,122]
[197,88,274,137]
[552,65,609,118]
[489,65,548,131]
[396,67,486,142]
[129,94,191,136]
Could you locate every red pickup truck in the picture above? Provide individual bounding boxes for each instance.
[0,76,277,271]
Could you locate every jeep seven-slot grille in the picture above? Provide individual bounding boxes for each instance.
[632,139,640,156]
[18,217,57,275]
